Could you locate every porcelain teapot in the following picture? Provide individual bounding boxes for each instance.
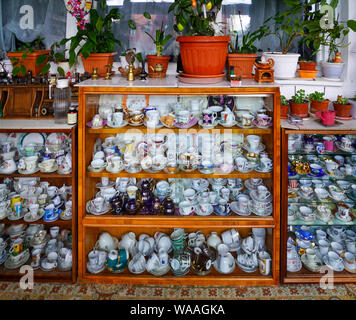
[95,232,119,252]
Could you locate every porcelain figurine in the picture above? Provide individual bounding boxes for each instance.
[151,197,162,215]
[163,197,175,216]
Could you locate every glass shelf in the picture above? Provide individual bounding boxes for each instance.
[288,150,356,156]
[288,175,356,182]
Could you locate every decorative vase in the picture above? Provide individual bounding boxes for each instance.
[80,52,117,77]
[7,50,51,77]
[263,52,300,79]
[146,55,170,78]
[333,102,352,118]
[290,101,309,118]
[227,53,258,79]
[177,36,230,78]
[310,100,330,114]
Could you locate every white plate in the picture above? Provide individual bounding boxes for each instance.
[24,209,45,222]
[144,121,164,129]
[107,120,128,129]
[18,133,46,155]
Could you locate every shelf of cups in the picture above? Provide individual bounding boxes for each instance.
[0,266,73,282]
[285,267,356,284]
[86,126,273,135]
[288,151,356,156]
[82,214,276,228]
[288,218,356,227]
[288,175,356,182]
[0,172,72,179]
[87,171,272,180]
[0,218,72,227]
[288,198,355,206]
[82,266,274,286]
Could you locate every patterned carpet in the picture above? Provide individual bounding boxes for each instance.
[0,282,356,300]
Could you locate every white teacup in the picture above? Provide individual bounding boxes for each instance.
[179,201,195,216]
[183,188,196,203]
[25,156,38,172]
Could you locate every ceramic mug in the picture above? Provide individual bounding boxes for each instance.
[258,251,271,276]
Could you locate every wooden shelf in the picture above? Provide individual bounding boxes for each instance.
[87,171,272,180]
[81,267,276,286]
[1,218,72,227]
[82,214,276,228]
[87,126,273,135]
[0,172,72,179]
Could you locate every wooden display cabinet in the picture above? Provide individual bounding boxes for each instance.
[281,126,356,284]
[0,120,77,283]
[77,81,281,285]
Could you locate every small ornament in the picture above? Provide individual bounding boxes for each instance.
[333,52,342,63]
[91,68,98,80]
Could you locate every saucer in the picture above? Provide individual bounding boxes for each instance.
[213,258,235,275]
[105,165,124,174]
[40,258,57,272]
[174,117,198,129]
[236,123,255,129]
[107,120,128,128]
[255,166,272,173]
[244,178,264,191]
[39,163,58,173]
[219,120,237,128]
[335,212,353,224]
[29,234,50,247]
[236,259,258,273]
[335,141,355,153]
[128,120,145,127]
[195,204,213,216]
[144,121,164,129]
[18,167,40,175]
[86,262,106,274]
[252,120,273,129]
[243,143,266,154]
[323,255,344,272]
[230,201,251,216]
[0,252,9,265]
[7,210,25,221]
[198,119,218,129]
[297,190,314,200]
[86,120,107,129]
[24,208,45,222]
[86,201,110,216]
[43,210,60,222]
[5,250,30,270]
[59,209,72,221]
[87,165,106,173]
[96,181,116,189]
[301,254,323,272]
[149,264,170,277]
[248,202,273,217]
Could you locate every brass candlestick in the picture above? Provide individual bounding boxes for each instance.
[92,68,98,80]
[104,65,113,80]
[127,64,135,81]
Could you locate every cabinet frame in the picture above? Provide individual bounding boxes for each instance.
[78,86,281,286]
[281,128,356,284]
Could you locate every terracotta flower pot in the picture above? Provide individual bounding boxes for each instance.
[281,104,289,119]
[333,103,352,118]
[7,50,50,77]
[177,36,230,77]
[227,53,258,79]
[146,55,170,78]
[290,101,309,118]
[310,100,330,114]
[80,52,117,77]
[299,61,317,71]
[297,70,318,79]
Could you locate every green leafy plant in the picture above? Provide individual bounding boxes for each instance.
[291,89,309,104]
[302,0,356,62]
[145,22,173,56]
[228,10,264,54]
[60,0,136,67]
[335,95,350,105]
[281,95,289,106]
[168,0,224,36]
[10,36,49,77]
[121,48,143,65]
[308,92,328,102]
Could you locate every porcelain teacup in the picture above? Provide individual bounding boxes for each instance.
[300,186,314,198]
[183,188,196,203]
[325,160,339,174]
[119,232,137,253]
[246,135,261,152]
[179,201,195,216]
[216,244,235,273]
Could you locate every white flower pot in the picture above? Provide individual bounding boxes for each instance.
[263,52,301,79]
[321,62,344,80]
[57,62,72,75]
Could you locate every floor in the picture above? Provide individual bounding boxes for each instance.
[1,282,356,300]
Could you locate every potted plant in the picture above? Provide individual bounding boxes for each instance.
[333,95,352,119]
[308,92,330,113]
[145,21,173,78]
[289,89,309,118]
[118,48,143,77]
[280,95,289,119]
[60,0,136,77]
[303,0,356,80]
[168,0,230,80]
[227,10,263,79]
[297,41,318,78]
[7,36,50,77]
